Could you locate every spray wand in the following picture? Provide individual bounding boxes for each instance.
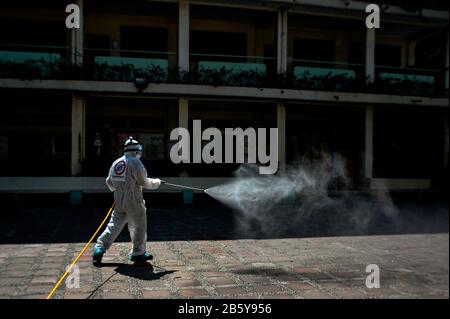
[161,180,206,192]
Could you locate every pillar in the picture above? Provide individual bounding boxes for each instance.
[71,95,85,176]
[71,0,84,66]
[365,106,374,180]
[277,101,286,174]
[178,1,190,72]
[365,28,376,83]
[277,10,288,74]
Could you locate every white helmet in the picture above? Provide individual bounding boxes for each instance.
[124,136,143,157]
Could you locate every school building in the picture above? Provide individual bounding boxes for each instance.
[0,0,448,198]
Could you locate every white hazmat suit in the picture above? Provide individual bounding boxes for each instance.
[95,143,161,258]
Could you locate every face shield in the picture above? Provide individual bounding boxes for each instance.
[136,144,143,159]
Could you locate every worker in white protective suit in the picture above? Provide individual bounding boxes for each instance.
[93,137,164,264]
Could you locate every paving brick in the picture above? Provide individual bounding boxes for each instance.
[102,281,129,291]
[21,294,47,299]
[202,272,225,278]
[143,290,171,299]
[173,279,202,288]
[299,289,333,299]
[178,288,210,298]
[393,283,436,295]
[104,292,132,299]
[251,284,283,294]
[140,281,168,289]
[39,263,64,270]
[7,263,33,271]
[205,277,237,286]
[26,284,54,294]
[0,286,17,296]
[33,269,62,277]
[64,293,90,299]
[31,276,58,284]
[334,288,369,299]
[285,281,315,291]
[260,294,295,299]
[215,286,248,296]
[238,276,269,284]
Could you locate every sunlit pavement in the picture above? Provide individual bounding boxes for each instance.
[0,233,448,299]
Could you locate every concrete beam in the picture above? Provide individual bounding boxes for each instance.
[0,177,230,193]
[2,79,448,107]
[0,176,436,192]
[370,178,432,190]
[186,0,448,22]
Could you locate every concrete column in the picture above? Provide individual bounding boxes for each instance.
[277,10,288,74]
[71,0,84,66]
[179,97,189,129]
[365,28,376,83]
[445,30,449,94]
[178,1,190,72]
[445,112,449,168]
[178,97,190,186]
[277,101,286,174]
[71,95,85,176]
[365,106,374,180]
[407,41,416,67]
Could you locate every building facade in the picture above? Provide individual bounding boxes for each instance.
[0,0,448,195]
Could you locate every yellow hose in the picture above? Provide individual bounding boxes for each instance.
[46,202,115,299]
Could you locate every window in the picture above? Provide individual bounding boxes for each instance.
[190,30,247,61]
[293,38,335,62]
[348,42,364,65]
[120,26,168,54]
[373,108,444,178]
[376,44,402,67]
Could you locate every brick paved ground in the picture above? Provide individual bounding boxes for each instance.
[0,193,448,299]
[0,234,448,299]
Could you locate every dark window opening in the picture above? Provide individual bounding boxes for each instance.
[373,108,444,179]
[0,19,66,54]
[120,26,168,57]
[376,44,402,67]
[293,38,335,63]
[190,30,247,62]
[348,41,364,65]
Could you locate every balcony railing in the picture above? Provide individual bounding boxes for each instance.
[374,65,445,96]
[0,44,447,97]
[189,53,276,87]
[288,58,365,91]
[83,48,176,82]
[0,44,69,79]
